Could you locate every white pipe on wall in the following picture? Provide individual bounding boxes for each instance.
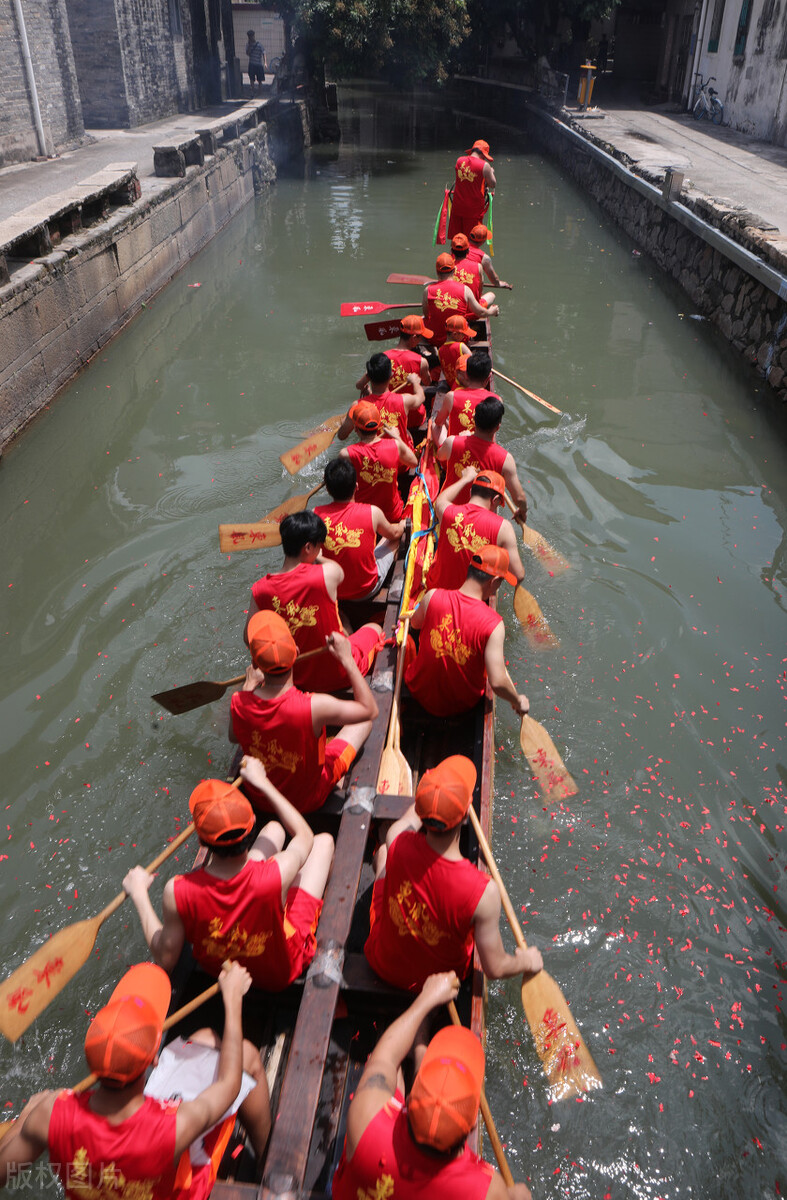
[12,0,49,157]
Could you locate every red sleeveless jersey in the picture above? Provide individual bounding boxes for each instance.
[467,243,485,265]
[48,1091,210,1200]
[345,439,403,521]
[386,348,427,427]
[365,830,488,991]
[425,278,468,346]
[452,154,487,217]
[333,1092,493,1200]
[427,502,504,591]
[251,562,347,691]
[438,340,470,391]
[230,685,326,812]
[374,390,413,449]
[452,258,483,300]
[314,499,378,599]
[441,434,508,503]
[446,387,499,438]
[173,859,304,990]
[405,589,502,716]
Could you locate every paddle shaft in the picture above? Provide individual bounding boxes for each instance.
[467,806,526,951]
[447,1001,514,1187]
[491,368,562,416]
[0,981,222,1145]
[179,644,333,695]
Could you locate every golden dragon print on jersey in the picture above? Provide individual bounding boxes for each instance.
[389,881,445,947]
[429,613,472,667]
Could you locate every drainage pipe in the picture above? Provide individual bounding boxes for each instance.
[12,0,49,157]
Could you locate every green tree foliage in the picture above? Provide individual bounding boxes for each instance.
[279,0,471,83]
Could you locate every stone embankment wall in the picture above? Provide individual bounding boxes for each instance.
[449,79,787,403]
[0,102,309,450]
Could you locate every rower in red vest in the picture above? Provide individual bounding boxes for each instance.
[435,395,529,522]
[0,960,272,1191]
[338,401,417,522]
[468,223,513,290]
[333,973,534,1200]
[124,759,334,1002]
[434,350,500,439]
[339,353,425,450]
[229,611,377,813]
[427,466,524,592]
[364,754,543,994]
[355,315,433,430]
[423,253,498,347]
[315,457,404,601]
[449,233,495,306]
[438,313,476,391]
[248,509,382,693]
[448,139,496,240]
[405,546,530,719]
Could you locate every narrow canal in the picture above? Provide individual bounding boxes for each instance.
[0,87,784,1199]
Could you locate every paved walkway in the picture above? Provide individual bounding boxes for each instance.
[567,85,787,241]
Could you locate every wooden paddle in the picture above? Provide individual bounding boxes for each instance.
[340,300,420,317]
[466,806,601,1101]
[376,619,412,797]
[386,273,432,285]
[0,823,198,1042]
[218,484,325,553]
[520,715,577,802]
[279,413,345,476]
[447,1000,513,1186]
[491,367,563,416]
[0,978,222,1144]
[513,585,560,649]
[504,494,570,575]
[151,644,329,715]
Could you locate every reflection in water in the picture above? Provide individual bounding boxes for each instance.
[0,86,785,1200]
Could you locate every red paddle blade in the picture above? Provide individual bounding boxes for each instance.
[340,301,418,317]
[364,319,405,341]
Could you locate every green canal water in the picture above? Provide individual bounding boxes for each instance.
[0,87,785,1198]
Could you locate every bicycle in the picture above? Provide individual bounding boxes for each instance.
[692,74,723,124]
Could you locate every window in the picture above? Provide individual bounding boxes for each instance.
[733,0,752,56]
[168,0,183,38]
[707,0,726,51]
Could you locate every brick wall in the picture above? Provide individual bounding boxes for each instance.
[0,0,84,166]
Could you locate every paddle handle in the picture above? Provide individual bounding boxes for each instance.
[467,806,527,952]
[491,367,562,415]
[447,1001,514,1187]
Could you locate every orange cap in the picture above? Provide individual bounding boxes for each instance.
[415,755,477,830]
[408,1025,485,1151]
[84,963,171,1086]
[400,314,434,339]
[466,139,493,162]
[469,224,489,244]
[450,233,469,252]
[248,609,297,674]
[473,470,506,497]
[349,400,382,432]
[444,314,477,340]
[435,253,455,274]
[189,778,255,847]
[470,544,517,585]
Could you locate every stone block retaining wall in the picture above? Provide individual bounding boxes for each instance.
[0,102,308,449]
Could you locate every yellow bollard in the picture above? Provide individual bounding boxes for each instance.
[577,63,596,108]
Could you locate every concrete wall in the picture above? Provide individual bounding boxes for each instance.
[694,0,787,145]
[0,0,85,166]
[0,102,309,449]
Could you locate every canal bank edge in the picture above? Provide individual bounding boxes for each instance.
[0,101,311,453]
[449,77,787,405]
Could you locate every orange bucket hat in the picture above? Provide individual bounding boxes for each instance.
[415,754,477,830]
[84,963,171,1086]
[444,314,477,340]
[349,400,382,432]
[435,253,456,274]
[248,609,298,674]
[469,224,489,244]
[466,139,493,162]
[473,470,506,498]
[400,313,434,339]
[189,778,255,847]
[408,1025,485,1151]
